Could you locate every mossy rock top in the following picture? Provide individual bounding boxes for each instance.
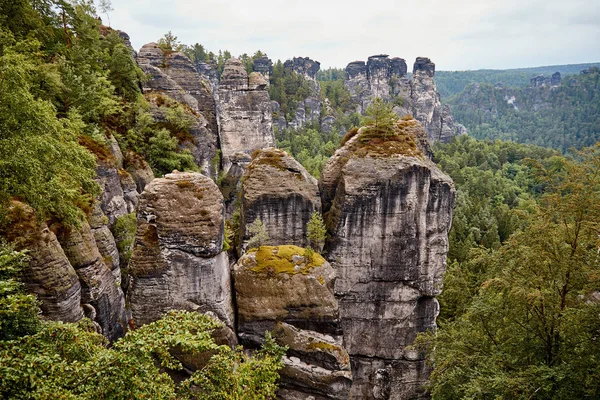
[245,245,326,276]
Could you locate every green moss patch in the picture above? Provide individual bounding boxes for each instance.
[248,245,325,276]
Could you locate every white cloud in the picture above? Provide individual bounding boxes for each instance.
[106,0,600,71]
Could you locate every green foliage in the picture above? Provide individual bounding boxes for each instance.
[433,136,559,320]
[306,211,327,251]
[181,332,286,399]
[0,310,286,399]
[112,212,136,265]
[148,129,196,176]
[157,30,181,54]
[0,35,99,225]
[276,124,339,177]
[247,217,269,249]
[448,68,600,151]
[363,97,399,138]
[269,61,313,121]
[120,96,200,177]
[418,144,600,399]
[0,242,40,341]
[435,62,600,98]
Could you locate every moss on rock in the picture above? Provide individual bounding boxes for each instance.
[246,245,325,276]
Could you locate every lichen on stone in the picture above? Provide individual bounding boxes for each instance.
[247,245,325,276]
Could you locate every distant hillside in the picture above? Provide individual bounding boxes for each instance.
[447,67,600,152]
[436,63,600,98]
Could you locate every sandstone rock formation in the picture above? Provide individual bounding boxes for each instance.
[530,72,561,87]
[127,172,234,331]
[273,322,352,400]
[233,245,349,399]
[240,148,321,249]
[55,219,128,341]
[320,118,455,399]
[344,55,463,143]
[253,56,273,84]
[284,57,322,129]
[218,58,275,171]
[136,43,220,177]
[345,55,409,115]
[233,245,339,344]
[3,202,84,323]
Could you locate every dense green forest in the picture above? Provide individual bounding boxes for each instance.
[447,68,600,152]
[436,62,600,98]
[417,137,600,398]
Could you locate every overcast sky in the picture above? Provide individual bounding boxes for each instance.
[106,0,600,71]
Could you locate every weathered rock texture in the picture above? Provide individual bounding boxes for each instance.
[3,202,84,323]
[136,43,220,177]
[233,246,339,343]
[55,219,127,341]
[345,55,409,115]
[273,322,352,399]
[345,55,463,143]
[218,58,275,171]
[233,245,348,398]
[530,72,562,87]
[284,57,322,130]
[320,119,455,399]
[241,148,320,249]
[128,172,234,330]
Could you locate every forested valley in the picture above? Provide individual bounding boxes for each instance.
[1,0,599,399]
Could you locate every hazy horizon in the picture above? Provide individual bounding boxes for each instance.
[106,0,600,71]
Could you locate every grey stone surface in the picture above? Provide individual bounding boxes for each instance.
[218,58,275,171]
[320,127,455,399]
[241,148,321,249]
[128,172,234,330]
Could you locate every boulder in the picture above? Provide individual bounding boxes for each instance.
[241,148,321,249]
[128,172,234,330]
[233,245,339,346]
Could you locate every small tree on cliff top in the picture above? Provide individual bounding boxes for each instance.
[363,97,398,139]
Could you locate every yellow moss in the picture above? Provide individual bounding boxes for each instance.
[318,275,325,285]
[307,341,338,351]
[347,118,424,159]
[248,245,326,276]
[176,180,194,188]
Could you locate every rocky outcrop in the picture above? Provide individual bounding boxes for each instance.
[127,172,234,331]
[345,55,409,114]
[136,43,220,177]
[283,57,322,130]
[218,58,275,171]
[530,72,561,87]
[233,245,339,345]
[273,322,352,400]
[344,55,462,143]
[3,202,84,323]
[320,119,455,399]
[240,148,321,249]
[55,219,127,341]
[253,56,273,84]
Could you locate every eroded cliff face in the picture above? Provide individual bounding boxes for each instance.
[284,57,322,130]
[320,119,455,399]
[233,245,350,399]
[345,55,464,143]
[136,43,220,177]
[127,172,234,331]
[240,148,321,249]
[218,58,275,171]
